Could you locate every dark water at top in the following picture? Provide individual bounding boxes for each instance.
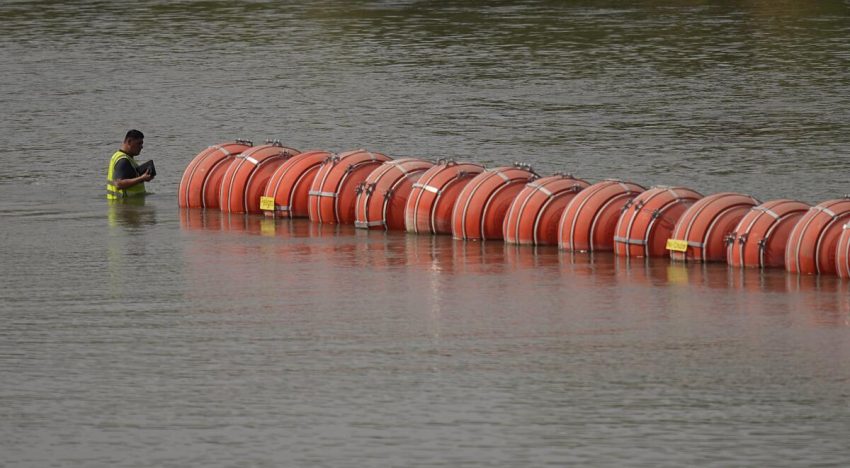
[1,1,849,466]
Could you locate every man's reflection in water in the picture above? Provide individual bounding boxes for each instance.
[107,197,157,228]
[106,197,157,297]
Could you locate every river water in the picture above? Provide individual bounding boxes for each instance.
[1,1,849,466]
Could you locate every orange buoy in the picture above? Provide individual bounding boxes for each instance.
[178,140,253,209]
[451,164,538,241]
[261,150,331,218]
[503,174,590,245]
[404,160,485,235]
[219,142,300,214]
[558,179,646,252]
[308,149,391,224]
[354,158,434,230]
[614,186,703,258]
[727,199,810,269]
[667,192,760,262]
[835,224,850,278]
[785,198,850,275]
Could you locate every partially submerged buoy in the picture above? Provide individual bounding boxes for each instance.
[219,142,300,214]
[451,164,538,241]
[727,199,810,268]
[404,160,484,235]
[178,140,253,209]
[668,192,760,262]
[354,158,434,230]
[614,186,703,258]
[261,150,331,218]
[503,174,590,245]
[179,138,850,277]
[558,179,645,252]
[834,224,850,278]
[785,198,850,275]
[308,149,391,224]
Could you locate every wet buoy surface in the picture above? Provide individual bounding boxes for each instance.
[354,158,434,230]
[451,165,538,241]
[834,224,850,278]
[558,180,646,252]
[404,160,485,235]
[308,149,391,224]
[727,199,810,269]
[262,150,331,218]
[785,198,850,275]
[219,143,300,214]
[178,140,253,209]
[668,192,760,262]
[614,186,703,258]
[503,174,590,245]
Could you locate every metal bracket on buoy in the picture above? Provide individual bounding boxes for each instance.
[651,209,662,219]
[235,138,254,146]
[354,182,375,195]
[265,139,284,147]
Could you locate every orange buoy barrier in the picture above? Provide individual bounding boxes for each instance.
[785,198,850,275]
[667,192,760,262]
[558,179,646,252]
[405,160,485,235]
[503,174,590,245]
[219,142,300,214]
[727,199,810,269]
[308,149,391,224]
[451,164,538,241]
[614,186,703,258]
[835,224,850,278]
[354,158,434,230]
[261,150,331,218]
[178,140,253,209]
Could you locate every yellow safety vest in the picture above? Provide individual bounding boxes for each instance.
[106,150,146,200]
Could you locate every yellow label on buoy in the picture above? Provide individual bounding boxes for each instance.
[259,196,275,211]
[666,239,689,252]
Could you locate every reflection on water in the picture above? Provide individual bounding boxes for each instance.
[107,198,156,228]
[179,211,850,327]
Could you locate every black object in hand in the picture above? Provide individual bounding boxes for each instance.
[137,160,156,178]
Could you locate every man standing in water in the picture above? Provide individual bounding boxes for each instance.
[106,129,154,200]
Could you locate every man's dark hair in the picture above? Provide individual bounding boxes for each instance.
[125,129,144,141]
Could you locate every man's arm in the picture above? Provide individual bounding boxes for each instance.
[112,159,152,189]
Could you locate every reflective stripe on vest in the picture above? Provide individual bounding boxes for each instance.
[106,150,146,199]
